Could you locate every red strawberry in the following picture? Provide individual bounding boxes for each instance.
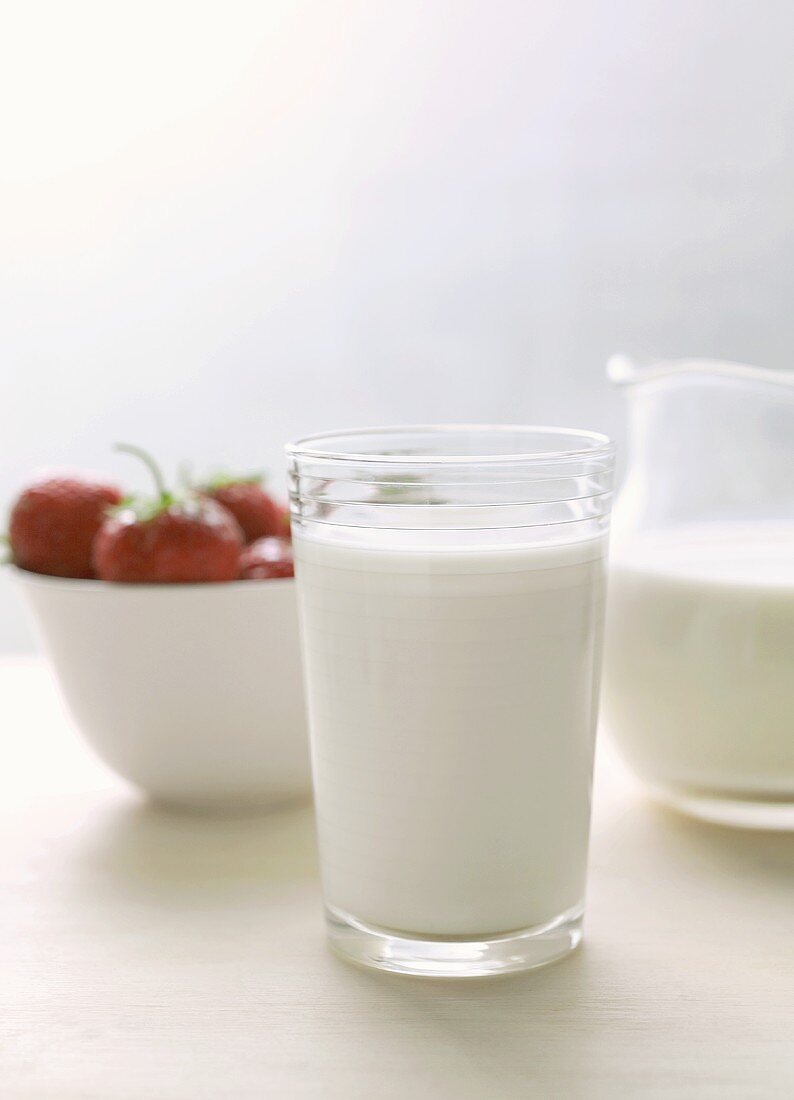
[278,503,292,541]
[239,536,294,580]
[93,445,243,584]
[9,474,123,579]
[201,474,283,544]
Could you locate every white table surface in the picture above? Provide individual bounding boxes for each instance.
[2,655,792,1100]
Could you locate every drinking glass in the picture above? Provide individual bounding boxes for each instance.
[287,426,615,977]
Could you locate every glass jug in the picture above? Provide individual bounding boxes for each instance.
[602,354,794,828]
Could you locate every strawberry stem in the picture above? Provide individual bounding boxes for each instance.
[204,470,264,490]
[176,460,194,493]
[115,443,172,505]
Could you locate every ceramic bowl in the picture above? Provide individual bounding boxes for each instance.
[14,567,311,810]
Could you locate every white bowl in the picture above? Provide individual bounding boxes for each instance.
[14,568,311,811]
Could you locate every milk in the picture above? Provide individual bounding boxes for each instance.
[294,531,607,936]
[604,526,794,796]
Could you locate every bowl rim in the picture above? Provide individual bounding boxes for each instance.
[8,564,295,594]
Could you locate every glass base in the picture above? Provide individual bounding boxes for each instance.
[651,785,794,830]
[326,904,583,978]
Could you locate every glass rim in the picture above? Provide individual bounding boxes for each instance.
[286,424,615,466]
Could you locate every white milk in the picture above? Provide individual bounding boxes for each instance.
[294,532,607,936]
[604,525,794,796]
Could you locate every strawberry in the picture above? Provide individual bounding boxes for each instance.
[278,503,292,541]
[239,536,294,580]
[200,474,283,545]
[93,445,243,584]
[9,473,123,579]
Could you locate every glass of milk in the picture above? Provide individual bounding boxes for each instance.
[603,356,794,830]
[287,426,615,977]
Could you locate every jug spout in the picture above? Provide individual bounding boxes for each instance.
[607,353,794,391]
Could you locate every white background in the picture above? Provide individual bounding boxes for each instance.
[3,0,794,650]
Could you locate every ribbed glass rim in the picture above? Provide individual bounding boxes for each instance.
[286,425,615,466]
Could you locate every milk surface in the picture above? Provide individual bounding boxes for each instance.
[294,532,607,936]
[604,525,794,796]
